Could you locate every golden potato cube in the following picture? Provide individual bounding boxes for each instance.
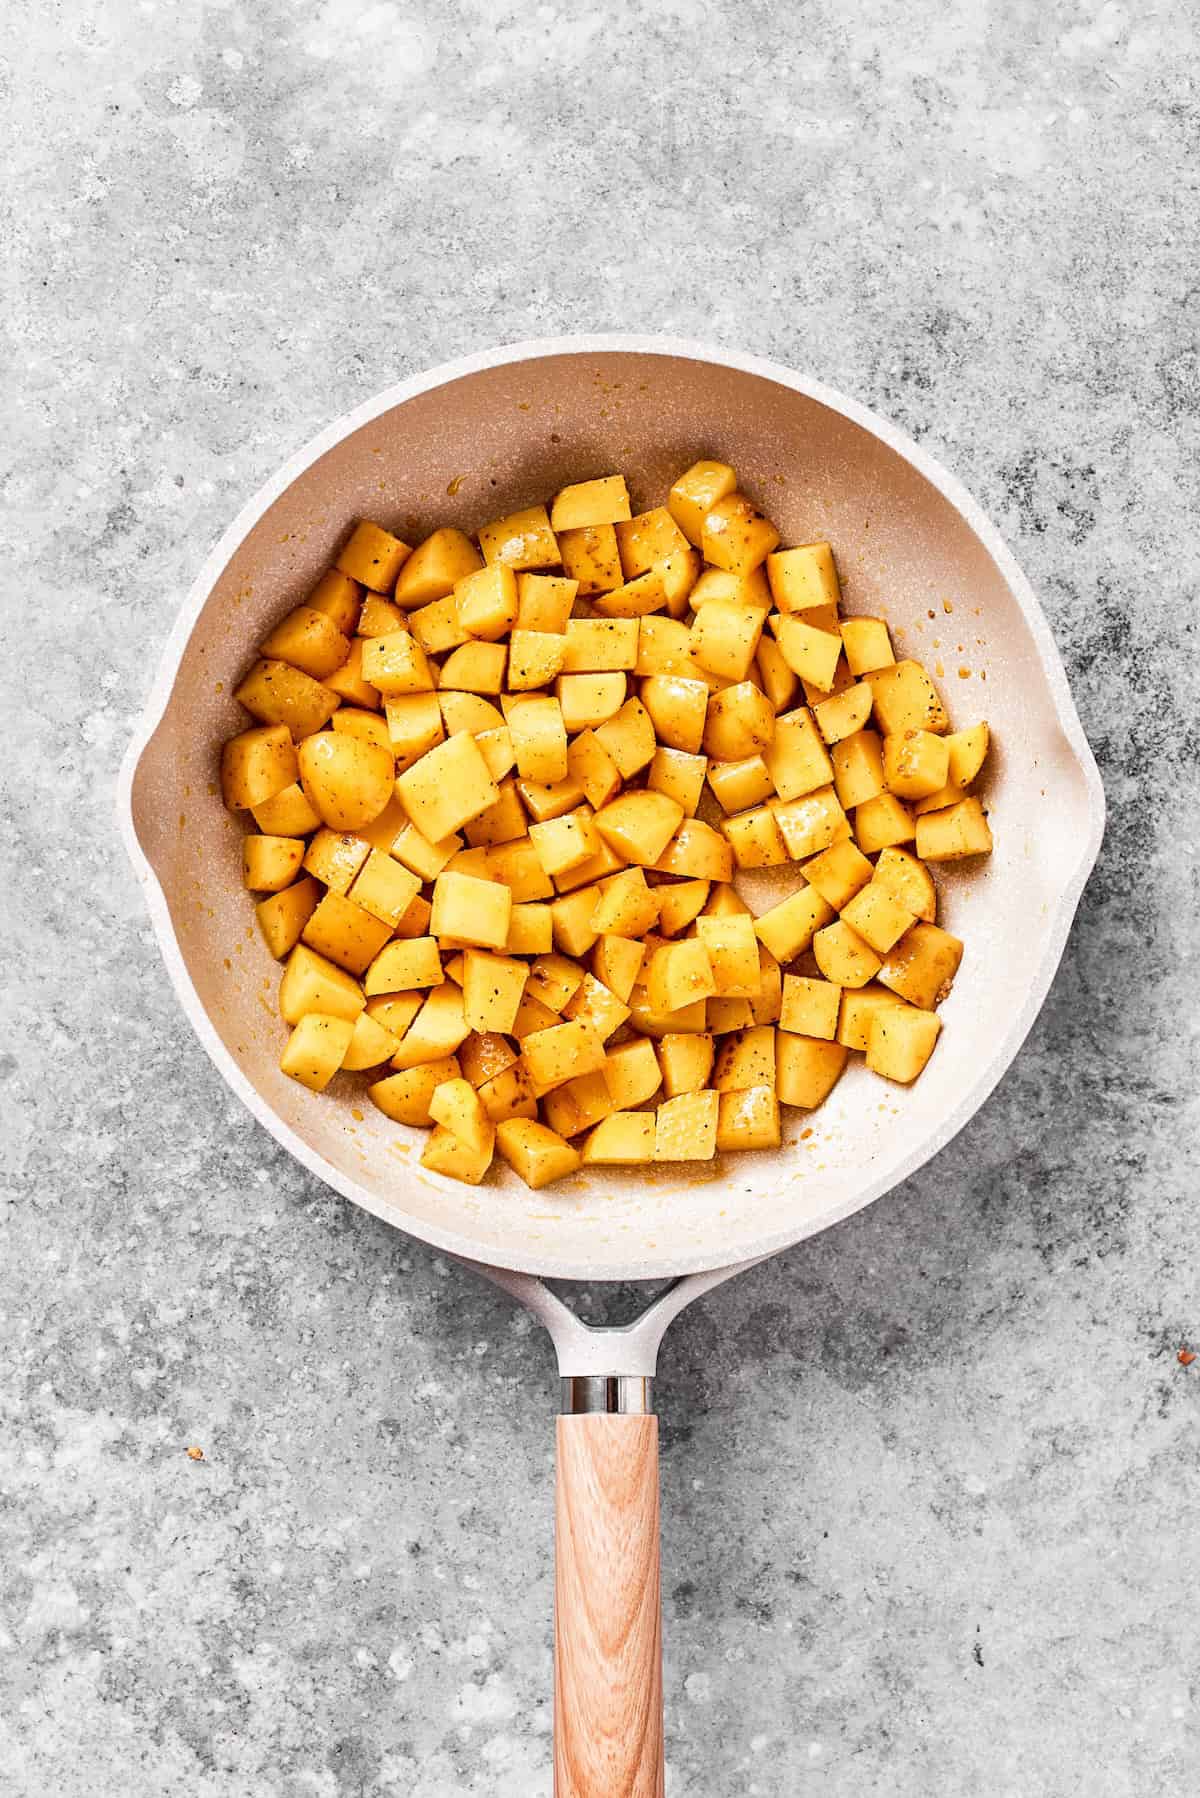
[640,675,708,754]
[495,1118,581,1188]
[647,748,707,818]
[542,1071,616,1139]
[515,572,578,632]
[251,780,321,836]
[801,838,874,910]
[295,731,394,832]
[754,886,835,961]
[503,696,565,786]
[945,721,990,787]
[530,808,600,878]
[279,943,364,1025]
[694,914,761,996]
[772,787,851,860]
[593,935,646,1004]
[590,867,659,938]
[840,879,916,954]
[549,474,632,531]
[722,806,788,869]
[360,631,434,698]
[430,870,513,950]
[703,682,775,761]
[595,697,657,778]
[779,975,840,1040]
[655,818,734,881]
[409,594,468,656]
[438,641,507,694]
[776,1034,848,1108]
[478,1061,539,1124]
[658,547,702,617]
[867,1008,942,1084]
[428,1074,496,1154]
[813,682,873,746]
[701,493,780,576]
[552,834,627,897]
[517,772,586,823]
[763,706,834,801]
[392,526,483,608]
[453,564,518,641]
[511,992,561,1038]
[367,992,426,1036]
[242,834,304,893]
[656,879,711,938]
[477,504,558,570]
[256,877,321,960]
[872,848,937,923]
[657,1032,714,1096]
[878,922,964,1009]
[396,731,500,840]
[774,615,842,693]
[391,982,470,1068]
[557,523,622,595]
[591,568,669,620]
[668,459,738,546]
[368,1055,462,1125]
[595,791,684,865]
[581,1111,656,1165]
[458,1032,518,1088]
[867,659,949,735]
[615,507,692,578]
[637,615,705,678]
[831,729,885,810]
[392,823,461,882]
[476,726,516,782]
[341,1011,401,1072]
[562,617,639,673]
[704,881,751,917]
[336,843,415,921]
[396,892,433,939]
[690,566,772,610]
[488,837,556,902]
[883,729,952,801]
[601,1037,661,1109]
[234,660,340,740]
[336,520,412,592]
[260,605,351,683]
[756,636,799,713]
[421,1123,494,1186]
[854,793,916,854]
[355,793,408,852]
[307,568,363,635]
[840,616,894,676]
[713,1025,776,1092]
[331,707,392,754]
[357,595,407,638]
[322,641,379,711]
[507,630,567,691]
[364,936,443,994]
[525,951,586,1013]
[543,887,599,960]
[506,903,553,955]
[653,1090,719,1161]
[715,1085,781,1152]
[915,797,994,861]
[522,1019,607,1094]
[707,997,753,1033]
[766,542,841,614]
[706,754,773,815]
[280,1013,355,1091]
[812,920,882,988]
[301,891,393,975]
[689,601,764,683]
[647,939,717,1014]
[557,673,627,732]
[567,731,622,809]
[564,973,632,1042]
[439,692,503,733]
[836,984,908,1052]
[463,776,526,848]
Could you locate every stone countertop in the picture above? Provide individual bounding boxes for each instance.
[3,2,1198,1793]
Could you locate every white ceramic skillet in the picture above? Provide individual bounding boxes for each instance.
[118,337,1105,1796]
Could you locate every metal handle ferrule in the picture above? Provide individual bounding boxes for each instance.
[560,1375,654,1415]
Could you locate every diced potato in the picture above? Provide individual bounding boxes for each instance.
[647,748,707,818]
[301,891,392,975]
[364,936,443,994]
[495,1118,582,1188]
[421,1123,494,1185]
[694,914,761,997]
[369,1055,462,1125]
[867,1008,942,1083]
[713,1024,776,1092]
[707,754,774,814]
[522,1019,607,1093]
[774,615,842,693]
[511,991,561,1038]
[394,892,433,939]
[594,791,684,866]
[566,731,622,810]
[754,886,834,961]
[530,809,600,878]
[812,682,874,745]
[590,867,659,938]
[357,595,407,638]
[772,786,850,860]
[836,984,908,1053]
[515,572,578,633]
[234,660,340,740]
[506,903,553,955]
[430,870,512,949]
[428,1075,495,1156]
[812,919,882,988]
[766,542,841,613]
[454,565,518,641]
[517,772,585,822]
[295,731,394,831]
[543,1071,616,1138]
[749,943,782,1025]
[840,879,915,954]
[323,639,382,711]
[593,934,647,1004]
[525,952,586,1013]
[592,567,669,619]
[703,681,775,760]
[761,705,833,804]
[459,949,527,1034]
[656,879,710,938]
[478,504,558,570]
[602,1037,661,1108]
[689,601,764,682]
[840,616,894,676]
[657,1033,715,1095]
[595,697,657,778]
[307,568,362,635]
[779,975,840,1040]
[243,834,304,892]
[359,630,434,698]
[615,507,692,579]
[637,615,704,677]
[638,676,708,754]
[708,994,754,1034]
[550,474,632,531]
[915,797,994,861]
[279,943,364,1025]
[390,982,470,1068]
[251,781,322,836]
[658,547,702,617]
[555,674,626,735]
[558,523,623,595]
[346,850,420,927]
[331,707,392,754]
[831,729,885,810]
[878,922,964,1009]
[222,724,300,811]
[647,939,717,1014]
[488,837,556,902]
[564,973,632,1042]
[478,1061,539,1123]
[801,838,873,910]
[776,1034,848,1108]
[396,732,500,840]
[260,605,351,682]
[391,823,461,882]
[507,629,567,691]
[256,877,321,959]
[654,1090,719,1160]
[393,527,483,608]
[722,806,788,869]
[581,1111,656,1165]
[703,881,751,918]
[867,659,949,735]
[872,847,937,923]
[854,793,916,853]
[628,987,708,1038]
[562,617,640,673]
[883,729,952,801]
[716,1085,781,1152]
[381,693,444,773]
[655,818,733,881]
[438,640,506,694]
[458,1031,518,1088]
[465,778,527,848]
[756,635,799,712]
[701,493,780,576]
[365,990,424,1038]
[477,725,516,783]
[334,520,410,591]
[668,460,738,545]
[944,721,990,787]
[409,594,468,656]
[340,1010,401,1072]
[280,1013,355,1091]
[508,695,569,785]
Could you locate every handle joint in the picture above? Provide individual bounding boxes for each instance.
[560,1374,655,1414]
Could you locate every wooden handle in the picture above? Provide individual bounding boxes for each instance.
[554,1414,664,1798]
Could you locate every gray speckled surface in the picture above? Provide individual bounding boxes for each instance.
[3,2,1199,1792]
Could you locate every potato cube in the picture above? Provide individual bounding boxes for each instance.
[756,635,799,713]
[280,1014,355,1091]
[840,616,894,676]
[331,708,392,755]
[776,1034,848,1108]
[878,922,964,1009]
[707,996,753,1033]
[339,850,416,928]
[564,973,632,1042]
[517,773,586,823]
[222,723,300,811]
[657,1032,714,1095]
[655,818,734,881]
[509,696,569,785]
[558,523,623,595]
[260,605,351,683]
[772,787,851,861]
[557,674,628,733]
[801,838,874,910]
[530,808,600,878]
[867,1008,942,1084]
[428,1076,496,1157]
[701,493,780,576]
[234,660,340,740]
[703,682,775,761]
[593,935,647,1004]
[668,459,738,546]
[466,778,527,848]
[840,879,915,954]
[525,952,586,1013]
[715,1085,782,1152]
[478,1061,539,1123]
[458,1032,518,1088]
[382,693,443,773]
[774,615,842,693]
[488,837,556,902]
[713,1025,776,1092]
[689,602,764,682]
[393,527,483,608]
[581,1111,656,1165]
[365,991,423,1038]
[754,886,835,961]
[636,615,704,678]
[430,871,512,950]
[294,731,393,833]
[567,731,623,809]
[836,984,909,1052]
[703,882,751,918]
[409,594,468,656]
[595,791,684,865]
[812,682,874,745]
[396,732,500,841]
[549,474,631,531]
[391,983,470,1068]
[495,1118,581,1188]
[368,1055,462,1124]
[421,1124,494,1186]
[364,937,443,994]
[831,729,885,810]
[522,1018,607,1093]
[360,631,434,697]
[945,722,990,787]
[341,1011,401,1072]
[455,564,519,640]
[867,659,949,735]
[543,1071,616,1138]
[640,675,709,753]
[507,630,567,691]
[242,835,304,893]
[390,824,459,884]
[506,904,553,955]
[595,698,657,778]
[511,992,561,1038]
[256,877,322,959]
[766,542,841,614]
[647,748,708,818]
[308,568,362,635]
[478,504,559,570]
[592,567,669,619]
[707,754,773,814]
[871,847,937,923]
[456,949,526,1035]
[647,939,717,1014]
[438,641,507,694]
[590,867,659,938]
[515,572,578,633]
[562,617,639,673]
[656,880,710,938]
[779,975,839,1040]
[611,507,689,579]
[654,1090,719,1160]
[357,595,406,638]
[763,707,834,801]
[883,729,952,802]
[602,1037,661,1109]
[301,891,393,975]
[690,908,759,994]
[279,943,364,1025]
[812,920,882,988]
[336,520,412,591]
[915,797,994,861]
[658,547,702,616]
[722,806,788,869]
[251,781,322,836]
[438,692,503,734]
[854,793,916,853]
